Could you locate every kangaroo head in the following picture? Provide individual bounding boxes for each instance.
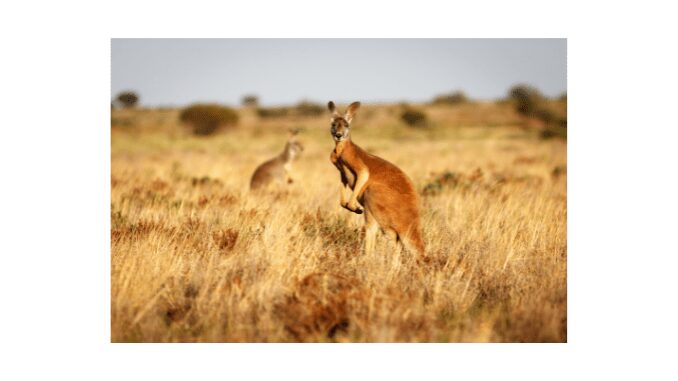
[284,130,304,161]
[327,101,360,142]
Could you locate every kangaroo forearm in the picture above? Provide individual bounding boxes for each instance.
[340,183,351,204]
[351,170,369,202]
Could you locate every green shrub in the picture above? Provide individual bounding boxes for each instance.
[115,91,139,109]
[400,108,428,127]
[432,91,469,105]
[179,104,239,136]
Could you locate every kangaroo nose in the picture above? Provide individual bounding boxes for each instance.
[334,133,342,139]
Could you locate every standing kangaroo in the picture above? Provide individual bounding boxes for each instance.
[328,101,425,256]
[250,130,304,191]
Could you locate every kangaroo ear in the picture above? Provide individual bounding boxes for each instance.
[328,101,338,115]
[345,101,361,123]
[288,127,300,140]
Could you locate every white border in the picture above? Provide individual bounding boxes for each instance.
[2,1,677,380]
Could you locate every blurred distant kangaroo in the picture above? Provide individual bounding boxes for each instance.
[250,129,304,191]
[328,101,425,256]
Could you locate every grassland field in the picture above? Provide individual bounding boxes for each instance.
[111,101,567,342]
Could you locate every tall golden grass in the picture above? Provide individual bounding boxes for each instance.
[111,102,566,342]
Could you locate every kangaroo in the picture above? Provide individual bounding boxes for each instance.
[328,101,425,256]
[250,130,304,191]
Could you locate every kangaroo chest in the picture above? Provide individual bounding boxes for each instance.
[331,150,357,188]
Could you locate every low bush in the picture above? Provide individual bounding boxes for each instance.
[179,104,239,136]
[400,107,428,127]
[540,118,567,139]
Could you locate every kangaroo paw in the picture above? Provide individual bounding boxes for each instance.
[349,204,364,214]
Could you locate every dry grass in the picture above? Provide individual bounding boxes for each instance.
[111,102,566,342]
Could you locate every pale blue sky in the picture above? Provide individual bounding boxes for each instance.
[111,39,566,107]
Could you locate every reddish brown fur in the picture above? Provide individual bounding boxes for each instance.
[328,101,425,256]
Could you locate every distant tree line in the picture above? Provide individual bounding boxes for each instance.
[431,90,469,105]
[112,87,566,138]
[256,100,325,119]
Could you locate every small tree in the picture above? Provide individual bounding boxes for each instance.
[241,95,259,107]
[179,104,239,136]
[508,85,567,140]
[116,91,139,108]
[507,84,544,117]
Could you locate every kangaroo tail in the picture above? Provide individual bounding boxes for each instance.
[401,221,425,256]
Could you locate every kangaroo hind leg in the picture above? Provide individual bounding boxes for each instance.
[363,209,379,256]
